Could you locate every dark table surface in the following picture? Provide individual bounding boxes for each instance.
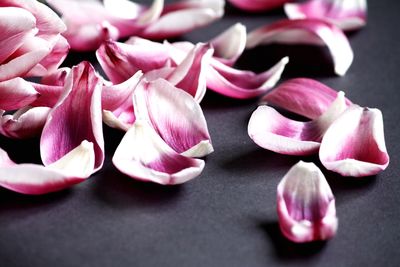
[1,1,399,266]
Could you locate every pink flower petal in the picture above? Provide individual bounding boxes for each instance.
[320,105,390,177]
[41,67,70,87]
[40,62,104,173]
[247,19,354,76]
[285,0,367,31]
[113,120,205,185]
[228,0,291,12]
[248,92,347,155]
[278,161,338,243]
[0,140,94,195]
[134,79,213,157]
[0,106,50,139]
[261,78,353,119]
[0,78,39,110]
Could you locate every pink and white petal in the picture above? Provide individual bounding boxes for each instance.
[113,120,205,185]
[0,106,50,139]
[248,92,347,155]
[0,140,94,195]
[228,0,291,12]
[206,57,288,99]
[320,106,390,177]
[261,78,352,119]
[134,79,213,157]
[209,23,246,65]
[40,62,104,172]
[277,161,338,243]
[103,0,145,20]
[285,0,367,31]
[0,78,39,110]
[246,19,353,76]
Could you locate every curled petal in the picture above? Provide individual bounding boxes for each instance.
[0,107,50,139]
[40,62,104,173]
[0,140,94,195]
[278,161,338,243]
[228,0,291,12]
[247,19,354,76]
[261,78,353,119]
[135,79,213,157]
[0,78,39,110]
[248,92,347,155]
[113,120,205,185]
[41,67,70,86]
[320,106,390,177]
[285,0,367,31]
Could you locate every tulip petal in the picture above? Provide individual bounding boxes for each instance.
[248,92,347,155]
[40,62,104,173]
[277,161,338,243]
[135,79,213,157]
[285,0,367,31]
[0,140,94,195]
[228,0,291,12]
[113,120,205,185]
[261,78,353,119]
[0,78,39,110]
[320,106,390,177]
[247,19,354,76]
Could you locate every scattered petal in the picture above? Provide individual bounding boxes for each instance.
[0,78,39,110]
[228,0,291,12]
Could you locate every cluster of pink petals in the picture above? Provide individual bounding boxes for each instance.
[249,78,390,178]
[47,0,225,51]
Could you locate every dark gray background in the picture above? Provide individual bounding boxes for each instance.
[1,0,399,266]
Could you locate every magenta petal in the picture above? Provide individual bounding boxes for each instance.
[113,120,205,185]
[278,161,338,243]
[135,79,213,157]
[40,62,104,172]
[320,106,390,177]
[285,0,367,31]
[0,78,39,110]
[261,78,353,119]
[0,140,94,195]
[0,107,50,139]
[228,0,291,12]
[247,19,353,76]
[248,92,347,155]
[206,57,289,99]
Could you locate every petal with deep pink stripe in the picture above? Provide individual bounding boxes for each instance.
[228,0,291,12]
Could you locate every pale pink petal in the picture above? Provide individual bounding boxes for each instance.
[285,0,367,31]
[134,79,213,157]
[40,62,104,172]
[261,78,353,119]
[41,67,70,86]
[206,57,289,99]
[0,78,39,110]
[0,106,50,139]
[247,19,354,76]
[228,0,291,12]
[30,83,64,108]
[248,92,347,155]
[0,140,94,195]
[113,120,205,185]
[320,106,390,177]
[278,161,338,243]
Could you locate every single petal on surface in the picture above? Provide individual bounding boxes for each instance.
[40,62,104,172]
[285,0,367,31]
[134,79,213,157]
[0,140,94,195]
[277,161,338,243]
[228,0,291,12]
[113,120,205,185]
[206,57,289,99]
[261,78,352,119]
[248,92,347,155]
[320,106,390,177]
[246,19,353,76]
[0,78,39,110]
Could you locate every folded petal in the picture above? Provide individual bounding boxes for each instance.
[248,92,347,155]
[285,0,367,31]
[0,140,94,195]
[0,106,50,139]
[228,0,291,12]
[261,78,353,119]
[113,120,205,185]
[320,106,390,177]
[277,161,338,243]
[134,79,213,157]
[247,19,354,76]
[40,62,104,173]
[0,78,39,110]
